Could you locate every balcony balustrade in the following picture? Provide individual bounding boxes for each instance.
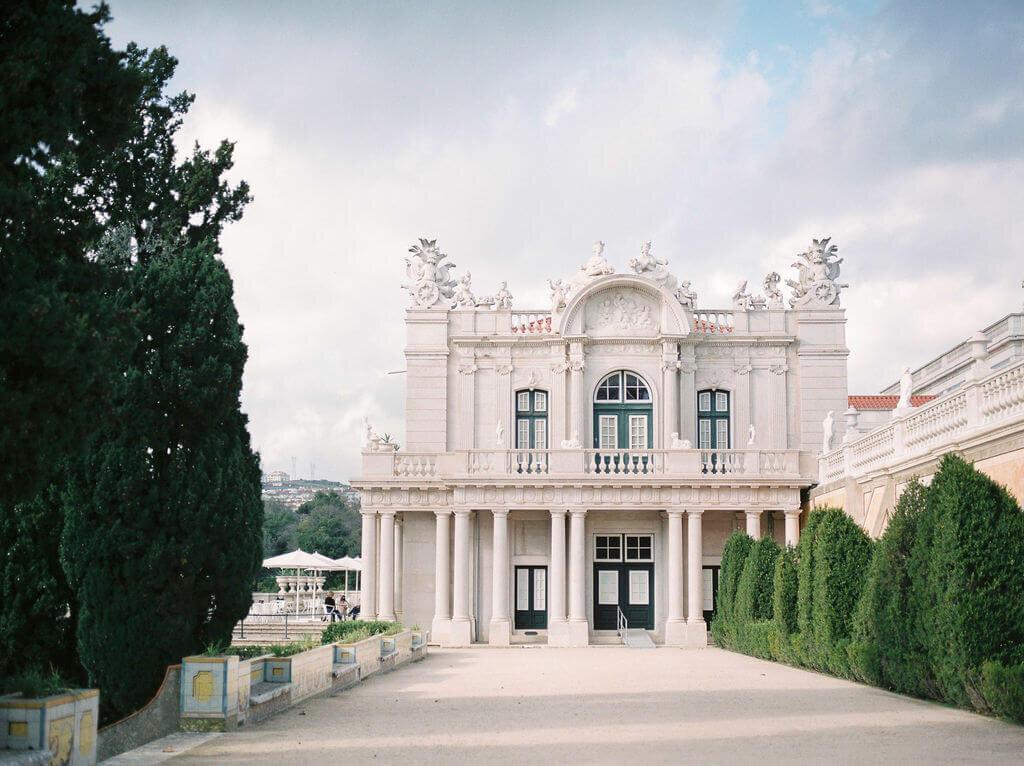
[363,445,808,482]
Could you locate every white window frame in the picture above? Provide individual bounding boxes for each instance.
[534,419,547,449]
[628,415,647,451]
[598,570,619,605]
[534,391,547,412]
[517,391,530,412]
[598,415,618,449]
[699,419,712,449]
[628,569,650,605]
[594,534,623,562]
[624,534,654,562]
[698,391,711,412]
[517,420,530,450]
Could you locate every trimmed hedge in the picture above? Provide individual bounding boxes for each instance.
[773,545,798,636]
[715,454,1024,725]
[735,537,782,624]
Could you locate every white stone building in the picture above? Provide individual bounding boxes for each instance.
[352,237,850,646]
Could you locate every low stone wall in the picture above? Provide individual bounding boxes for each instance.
[96,665,180,762]
[0,689,98,765]
[180,630,428,733]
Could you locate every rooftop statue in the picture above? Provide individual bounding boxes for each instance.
[548,278,570,314]
[896,366,913,412]
[787,237,848,308]
[451,271,476,308]
[584,240,615,277]
[732,280,753,311]
[629,240,679,294]
[493,281,513,310]
[763,272,784,309]
[403,238,457,308]
[822,410,835,454]
[676,280,698,309]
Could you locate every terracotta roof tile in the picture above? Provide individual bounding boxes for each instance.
[848,395,938,409]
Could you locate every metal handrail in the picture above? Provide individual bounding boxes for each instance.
[616,606,628,645]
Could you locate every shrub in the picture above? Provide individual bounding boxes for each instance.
[321,620,401,645]
[773,546,798,637]
[810,508,873,676]
[735,537,782,624]
[981,661,1024,724]
[268,637,318,657]
[796,509,827,636]
[850,479,930,691]
[917,454,1024,708]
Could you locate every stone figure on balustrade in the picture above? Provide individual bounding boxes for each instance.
[403,238,457,308]
[787,237,848,308]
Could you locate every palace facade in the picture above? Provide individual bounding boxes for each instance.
[353,238,851,646]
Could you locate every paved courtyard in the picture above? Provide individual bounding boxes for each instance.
[172,647,1024,764]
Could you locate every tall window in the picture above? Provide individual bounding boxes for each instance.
[697,389,730,449]
[593,371,652,450]
[515,389,548,449]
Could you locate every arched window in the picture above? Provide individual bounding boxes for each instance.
[515,389,548,449]
[697,389,730,449]
[593,371,653,451]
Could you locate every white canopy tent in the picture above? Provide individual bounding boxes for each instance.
[261,550,363,613]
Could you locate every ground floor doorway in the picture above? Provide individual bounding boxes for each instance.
[593,562,654,630]
[514,566,547,630]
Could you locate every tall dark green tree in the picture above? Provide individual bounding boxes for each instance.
[0,0,142,679]
[62,238,262,719]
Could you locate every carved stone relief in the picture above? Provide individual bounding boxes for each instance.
[584,288,660,337]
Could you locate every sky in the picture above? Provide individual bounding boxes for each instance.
[98,0,1024,481]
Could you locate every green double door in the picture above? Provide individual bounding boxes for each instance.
[514,566,547,630]
[592,562,654,630]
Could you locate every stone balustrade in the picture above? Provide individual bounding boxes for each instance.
[365,446,809,481]
[821,358,1024,484]
[510,310,552,334]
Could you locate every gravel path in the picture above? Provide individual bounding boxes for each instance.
[171,646,1024,764]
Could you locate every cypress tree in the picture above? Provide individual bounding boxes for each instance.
[735,536,782,624]
[773,545,798,637]
[850,479,929,691]
[795,509,826,637]
[917,454,1024,707]
[716,531,753,625]
[62,239,262,719]
[810,508,873,675]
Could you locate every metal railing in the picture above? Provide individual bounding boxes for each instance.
[616,606,628,645]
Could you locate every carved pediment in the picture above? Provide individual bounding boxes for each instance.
[583,288,660,337]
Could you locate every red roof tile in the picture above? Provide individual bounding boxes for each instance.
[848,395,938,409]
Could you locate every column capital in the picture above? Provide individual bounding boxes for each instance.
[361,508,379,517]
[549,508,567,518]
[745,508,762,517]
[568,507,587,518]
[379,509,396,518]
[666,509,685,519]
[685,508,705,517]
[492,508,509,518]
[784,507,802,518]
[434,509,453,518]
[453,508,473,518]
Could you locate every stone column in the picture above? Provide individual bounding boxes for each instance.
[547,509,569,646]
[662,343,680,447]
[685,509,708,646]
[785,508,801,548]
[394,514,404,618]
[664,510,686,645]
[377,511,396,621]
[489,509,511,645]
[679,355,697,445]
[431,510,452,644]
[450,510,473,646]
[360,510,377,620]
[550,347,569,446]
[569,341,585,446]
[566,509,589,646]
[745,509,762,539]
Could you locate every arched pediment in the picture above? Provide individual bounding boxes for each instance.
[557,274,690,337]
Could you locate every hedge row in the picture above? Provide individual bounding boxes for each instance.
[712,454,1024,724]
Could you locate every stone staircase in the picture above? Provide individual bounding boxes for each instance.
[232,620,327,646]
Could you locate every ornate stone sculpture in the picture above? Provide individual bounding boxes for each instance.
[584,240,615,277]
[548,278,570,314]
[747,423,756,446]
[629,241,679,293]
[560,430,582,449]
[763,272,784,309]
[787,237,848,308]
[451,271,476,308]
[403,238,457,308]
[493,281,513,310]
[676,280,698,309]
[732,280,752,311]
[750,294,767,310]
[495,419,505,448]
[670,433,692,449]
[822,410,835,454]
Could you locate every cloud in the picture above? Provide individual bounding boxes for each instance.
[105,0,1024,479]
